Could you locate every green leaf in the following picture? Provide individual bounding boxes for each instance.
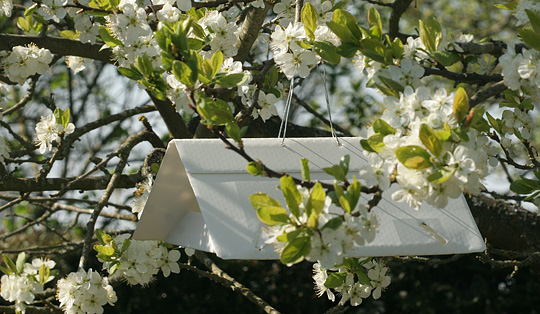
[331,9,362,41]
[94,245,115,256]
[225,122,242,143]
[98,26,121,47]
[247,161,264,176]
[301,158,310,181]
[427,167,456,184]
[339,195,351,213]
[495,1,518,10]
[510,179,540,194]
[526,9,540,33]
[197,98,233,125]
[378,76,404,95]
[360,139,376,153]
[327,21,355,44]
[173,60,197,87]
[391,37,404,59]
[368,8,383,38]
[322,217,343,230]
[214,73,248,88]
[17,17,30,32]
[0,265,13,275]
[366,133,386,153]
[336,41,361,58]
[314,41,341,64]
[109,262,120,275]
[453,87,470,123]
[345,176,361,210]
[324,272,347,288]
[339,155,350,175]
[280,236,311,264]
[53,108,71,129]
[16,252,25,274]
[118,67,144,81]
[396,145,434,170]
[373,119,396,135]
[211,50,224,79]
[486,112,499,132]
[280,176,302,218]
[4,255,18,274]
[356,270,371,285]
[250,193,281,209]
[302,3,318,40]
[436,123,452,141]
[306,183,325,227]
[433,51,461,66]
[323,164,346,181]
[96,229,113,246]
[257,206,289,226]
[419,123,442,157]
[277,228,303,242]
[518,28,540,51]
[419,17,443,52]
[136,55,154,77]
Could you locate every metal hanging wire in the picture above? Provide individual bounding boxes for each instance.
[278,67,341,146]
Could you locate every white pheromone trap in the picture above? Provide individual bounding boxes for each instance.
[133,137,485,259]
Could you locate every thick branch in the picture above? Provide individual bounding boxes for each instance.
[467,194,540,252]
[0,173,143,192]
[0,34,113,63]
[389,0,414,40]
[149,94,192,139]
[234,3,272,63]
[195,251,281,314]
[423,67,503,85]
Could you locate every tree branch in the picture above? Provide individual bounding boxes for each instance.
[194,251,281,314]
[234,3,272,63]
[0,34,113,63]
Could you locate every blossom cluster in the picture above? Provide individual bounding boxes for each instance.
[500,46,540,104]
[56,268,117,314]
[35,111,75,154]
[258,179,378,269]
[359,86,498,209]
[99,234,181,286]
[1,257,56,314]
[1,45,53,85]
[313,259,391,306]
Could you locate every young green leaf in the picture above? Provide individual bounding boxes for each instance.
[307,183,326,218]
[518,28,540,51]
[256,206,289,226]
[368,7,383,38]
[173,60,196,87]
[280,236,311,264]
[211,50,224,78]
[314,41,341,64]
[526,9,540,33]
[453,87,470,123]
[16,252,26,274]
[302,3,318,40]
[4,255,18,274]
[301,158,311,181]
[94,245,115,256]
[324,272,347,288]
[419,123,442,157]
[249,193,281,209]
[510,178,540,194]
[247,161,264,176]
[118,67,144,81]
[427,167,456,184]
[280,176,302,218]
[395,145,434,170]
[373,119,396,135]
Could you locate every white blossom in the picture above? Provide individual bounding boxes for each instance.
[57,269,117,314]
[35,113,75,154]
[132,174,153,219]
[0,0,12,17]
[2,45,53,85]
[99,234,181,286]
